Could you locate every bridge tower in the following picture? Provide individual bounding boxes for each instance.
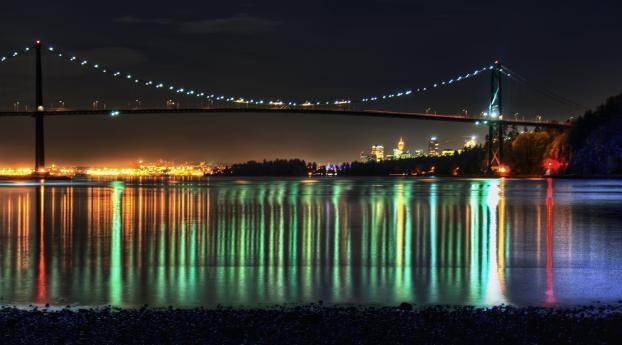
[487,61,505,173]
[34,40,45,174]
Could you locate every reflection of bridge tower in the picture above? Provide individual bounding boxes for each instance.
[487,61,505,173]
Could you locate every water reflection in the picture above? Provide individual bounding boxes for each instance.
[1,178,621,307]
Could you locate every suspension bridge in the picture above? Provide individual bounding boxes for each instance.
[0,41,577,177]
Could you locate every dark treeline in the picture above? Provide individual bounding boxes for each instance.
[566,93,622,175]
[223,159,310,176]
[340,148,486,176]
[501,92,622,176]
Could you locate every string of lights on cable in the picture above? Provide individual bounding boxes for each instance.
[41,42,510,107]
[0,45,33,65]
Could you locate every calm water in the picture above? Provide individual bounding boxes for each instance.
[0,177,621,308]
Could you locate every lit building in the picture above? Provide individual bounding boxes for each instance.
[371,145,384,161]
[391,137,412,159]
[464,135,477,149]
[414,149,424,158]
[360,152,372,162]
[428,137,440,156]
[441,149,457,157]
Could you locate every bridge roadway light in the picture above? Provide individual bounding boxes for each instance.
[110,110,120,117]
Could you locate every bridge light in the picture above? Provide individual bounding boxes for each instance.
[110,110,120,117]
[35,40,41,44]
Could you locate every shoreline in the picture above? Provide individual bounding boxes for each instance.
[2,174,622,181]
[1,304,620,344]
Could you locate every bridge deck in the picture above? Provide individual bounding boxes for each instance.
[0,107,574,128]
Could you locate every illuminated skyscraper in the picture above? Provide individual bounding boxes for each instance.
[393,137,404,158]
[391,137,412,159]
[428,136,440,156]
[371,145,384,161]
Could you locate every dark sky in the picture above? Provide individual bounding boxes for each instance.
[0,0,620,166]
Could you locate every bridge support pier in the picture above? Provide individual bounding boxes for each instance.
[498,122,504,164]
[486,122,506,174]
[487,124,494,173]
[34,41,45,174]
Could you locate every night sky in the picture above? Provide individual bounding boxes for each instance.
[0,0,620,166]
